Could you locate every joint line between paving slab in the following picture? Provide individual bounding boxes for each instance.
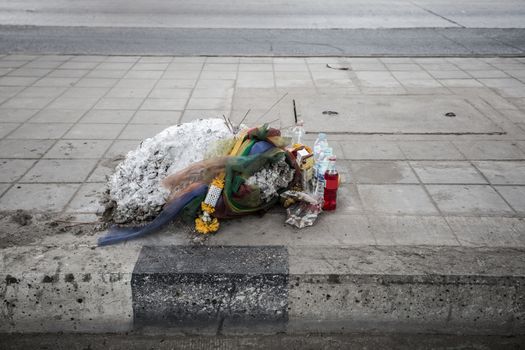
[1,55,62,139]
[0,55,99,204]
[60,56,145,215]
[412,60,454,95]
[90,57,188,201]
[458,146,520,216]
[345,62,363,94]
[305,57,320,95]
[400,146,463,246]
[180,57,206,123]
[481,73,525,108]
[477,94,516,129]
[229,56,240,124]
[351,186,380,245]
[383,66,409,94]
[463,97,510,135]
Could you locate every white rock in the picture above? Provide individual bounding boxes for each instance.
[107,118,234,223]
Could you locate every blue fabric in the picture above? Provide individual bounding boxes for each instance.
[98,184,208,246]
[249,141,274,155]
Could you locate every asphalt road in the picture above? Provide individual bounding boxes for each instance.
[3,332,525,350]
[1,27,524,56]
[1,0,524,29]
[0,0,524,55]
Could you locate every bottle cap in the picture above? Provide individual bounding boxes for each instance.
[318,133,326,139]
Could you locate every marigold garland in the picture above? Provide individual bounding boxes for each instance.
[195,173,226,234]
[211,177,225,189]
[195,213,219,234]
[201,202,215,214]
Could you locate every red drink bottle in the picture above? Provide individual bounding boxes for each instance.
[323,156,339,211]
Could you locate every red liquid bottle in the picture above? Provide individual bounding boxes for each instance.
[323,156,339,211]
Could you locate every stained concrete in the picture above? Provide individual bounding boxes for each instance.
[297,96,503,134]
[132,246,288,333]
[4,333,525,350]
[1,55,525,336]
[288,246,525,335]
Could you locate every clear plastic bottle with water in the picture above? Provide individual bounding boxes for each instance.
[312,133,328,186]
[292,120,305,145]
[313,133,328,161]
[318,147,332,176]
[314,146,332,203]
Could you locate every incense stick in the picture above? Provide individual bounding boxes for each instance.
[293,99,298,124]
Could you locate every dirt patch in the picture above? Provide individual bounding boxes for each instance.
[10,210,32,226]
[0,210,103,248]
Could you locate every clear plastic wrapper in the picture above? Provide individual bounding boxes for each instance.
[280,190,322,229]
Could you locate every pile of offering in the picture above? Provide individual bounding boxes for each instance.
[98,118,339,246]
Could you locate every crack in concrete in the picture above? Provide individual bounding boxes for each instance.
[408,1,466,28]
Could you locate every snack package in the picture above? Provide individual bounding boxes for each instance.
[280,190,321,229]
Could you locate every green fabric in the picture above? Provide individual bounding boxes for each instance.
[223,148,287,213]
[179,193,206,224]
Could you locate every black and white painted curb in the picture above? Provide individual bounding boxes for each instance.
[1,245,525,334]
[133,246,288,333]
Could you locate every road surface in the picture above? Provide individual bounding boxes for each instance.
[0,0,524,55]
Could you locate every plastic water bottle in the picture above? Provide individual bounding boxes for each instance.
[312,133,328,186]
[313,146,332,203]
[313,133,328,161]
[318,147,333,177]
[323,156,339,211]
[292,120,305,145]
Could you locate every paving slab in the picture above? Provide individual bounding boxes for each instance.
[358,184,438,215]
[1,55,525,336]
[367,215,459,246]
[86,159,119,182]
[7,123,72,139]
[29,109,86,123]
[0,139,54,158]
[0,183,79,211]
[0,109,38,123]
[65,183,106,214]
[397,141,465,160]
[495,186,525,214]
[43,140,112,159]
[298,96,503,134]
[454,141,525,160]
[410,161,487,184]
[340,141,404,160]
[0,159,35,182]
[350,161,417,184]
[0,123,20,138]
[474,161,525,184]
[446,216,525,247]
[427,185,514,215]
[64,123,124,139]
[79,110,135,124]
[119,124,171,139]
[104,140,140,159]
[21,159,98,183]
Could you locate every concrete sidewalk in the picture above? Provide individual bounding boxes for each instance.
[1,54,525,335]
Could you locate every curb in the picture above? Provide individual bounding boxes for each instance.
[1,245,525,335]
